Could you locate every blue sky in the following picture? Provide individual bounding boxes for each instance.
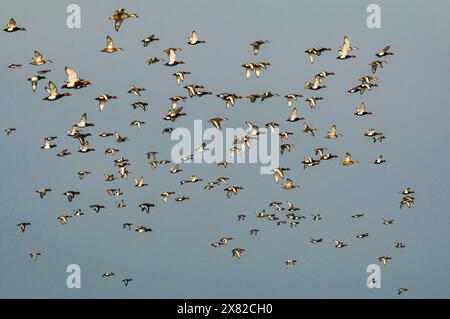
[1,0,450,298]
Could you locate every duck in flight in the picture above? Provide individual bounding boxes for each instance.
[122,278,133,287]
[4,128,16,136]
[378,256,392,266]
[286,108,304,122]
[43,81,71,101]
[305,76,326,90]
[8,63,22,69]
[280,143,294,155]
[102,272,115,278]
[128,85,145,96]
[56,149,71,157]
[164,47,184,66]
[302,157,320,169]
[57,214,72,225]
[285,259,297,268]
[334,240,348,248]
[398,288,408,295]
[62,67,91,89]
[27,75,45,92]
[394,242,406,249]
[279,131,293,142]
[208,117,228,130]
[303,122,317,136]
[63,191,80,202]
[225,186,243,198]
[232,248,245,259]
[30,51,52,66]
[325,124,342,139]
[369,60,387,74]
[161,191,175,203]
[41,136,57,150]
[142,34,159,47]
[251,40,269,55]
[282,178,300,190]
[375,45,394,58]
[254,62,271,78]
[75,113,94,128]
[134,176,148,187]
[95,94,118,112]
[260,91,279,102]
[341,152,358,166]
[146,57,164,65]
[354,102,373,116]
[400,196,415,209]
[305,96,323,108]
[305,47,332,63]
[315,147,338,161]
[284,94,303,107]
[30,252,41,261]
[373,155,386,165]
[109,8,138,32]
[101,36,123,53]
[337,36,357,60]
[90,205,105,214]
[400,187,415,195]
[136,226,152,233]
[3,18,26,32]
[187,30,206,45]
[130,120,145,128]
[272,167,289,183]
[139,203,155,214]
[17,222,31,233]
[36,188,52,199]
[172,71,191,85]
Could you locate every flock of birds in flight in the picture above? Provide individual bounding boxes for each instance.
[4,9,414,295]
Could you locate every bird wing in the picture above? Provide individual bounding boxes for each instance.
[381,45,390,53]
[308,52,315,64]
[81,112,87,123]
[115,19,123,32]
[167,49,177,64]
[359,102,366,113]
[313,76,321,87]
[255,66,261,77]
[34,50,43,63]
[65,66,79,83]
[106,36,114,48]
[191,30,198,43]
[31,80,37,92]
[330,125,336,135]
[289,108,298,120]
[8,18,17,28]
[344,153,351,161]
[343,36,351,50]
[99,100,108,112]
[46,81,58,97]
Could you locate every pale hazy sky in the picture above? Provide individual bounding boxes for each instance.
[1,0,450,298]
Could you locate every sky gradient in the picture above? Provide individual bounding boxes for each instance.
[1,0,450,298]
